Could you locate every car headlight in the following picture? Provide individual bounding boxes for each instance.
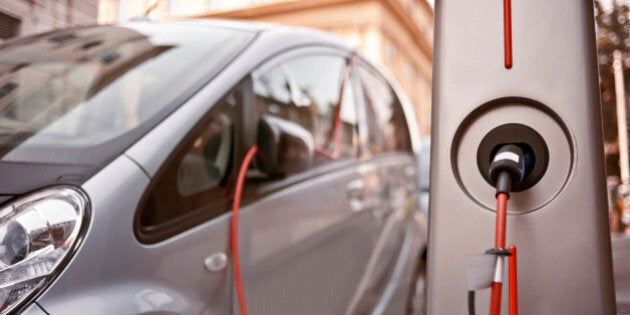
[0,186,88,314]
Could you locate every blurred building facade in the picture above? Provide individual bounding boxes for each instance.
[0,0,98,38]
[99,0,434,135]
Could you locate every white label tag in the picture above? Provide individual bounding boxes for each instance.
[466,254,496,290]
[494,151,520,163]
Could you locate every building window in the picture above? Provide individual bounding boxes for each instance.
[117,0,139,21]
[407,63,417,80]
[208,0,253,10]
[169,0,207,15]
[405,0,414,13]
[387,40,397,61]
[0,11,20,40]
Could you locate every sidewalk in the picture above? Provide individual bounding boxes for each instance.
[613,235,630,313]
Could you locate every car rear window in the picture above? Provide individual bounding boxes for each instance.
[0,22,254,166]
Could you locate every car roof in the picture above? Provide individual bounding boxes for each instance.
[129,18,280,32]
[116,18,352,51]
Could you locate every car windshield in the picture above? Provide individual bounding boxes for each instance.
[0,22,254,165]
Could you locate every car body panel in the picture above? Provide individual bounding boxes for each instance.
[239,155,417,315]
[19,304,47,315]
[35,154,236,314]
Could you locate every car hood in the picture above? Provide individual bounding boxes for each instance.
[0,160,92,196]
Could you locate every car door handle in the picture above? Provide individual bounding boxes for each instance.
[204,252,228,272]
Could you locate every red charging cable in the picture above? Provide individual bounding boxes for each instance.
[231,145,258,315]
[489,192,518,315]
[490,192,508,315]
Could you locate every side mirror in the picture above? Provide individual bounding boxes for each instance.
[256,114,314,176]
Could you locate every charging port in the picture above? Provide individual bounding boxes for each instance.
[477,124,549,192]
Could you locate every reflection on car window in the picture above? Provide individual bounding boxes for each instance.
[254,54,359,173]
[177,113,232,196]
[140,97,235,231]
[254,67,290,108]
[0,23,253,165]
[357,65,412,154]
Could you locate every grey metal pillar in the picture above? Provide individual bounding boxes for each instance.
[427,1,616,314]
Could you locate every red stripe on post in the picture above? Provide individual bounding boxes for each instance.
[504,0,513,69]
[508,245,518,315]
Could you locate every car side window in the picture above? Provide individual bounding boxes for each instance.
[357,64,412,154]
[139,95,236,233]
[254,54,359,171]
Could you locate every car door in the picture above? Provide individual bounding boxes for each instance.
[233,48,413,314]
[132,82,251,314]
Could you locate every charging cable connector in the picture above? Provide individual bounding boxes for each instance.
[467,144,526,315]
[489,144,526,197]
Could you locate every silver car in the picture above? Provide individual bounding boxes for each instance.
[0,19,427,315]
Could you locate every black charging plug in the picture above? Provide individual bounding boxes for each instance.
[489,144,527,196]
[477,124,549,192]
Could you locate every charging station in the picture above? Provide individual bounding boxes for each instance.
[427,1,616,314]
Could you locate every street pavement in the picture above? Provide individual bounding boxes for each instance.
[613,235,630,314]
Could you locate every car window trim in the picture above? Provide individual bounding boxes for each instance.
[134,78,251,244]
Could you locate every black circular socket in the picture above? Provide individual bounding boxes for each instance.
[477,123,549,192]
